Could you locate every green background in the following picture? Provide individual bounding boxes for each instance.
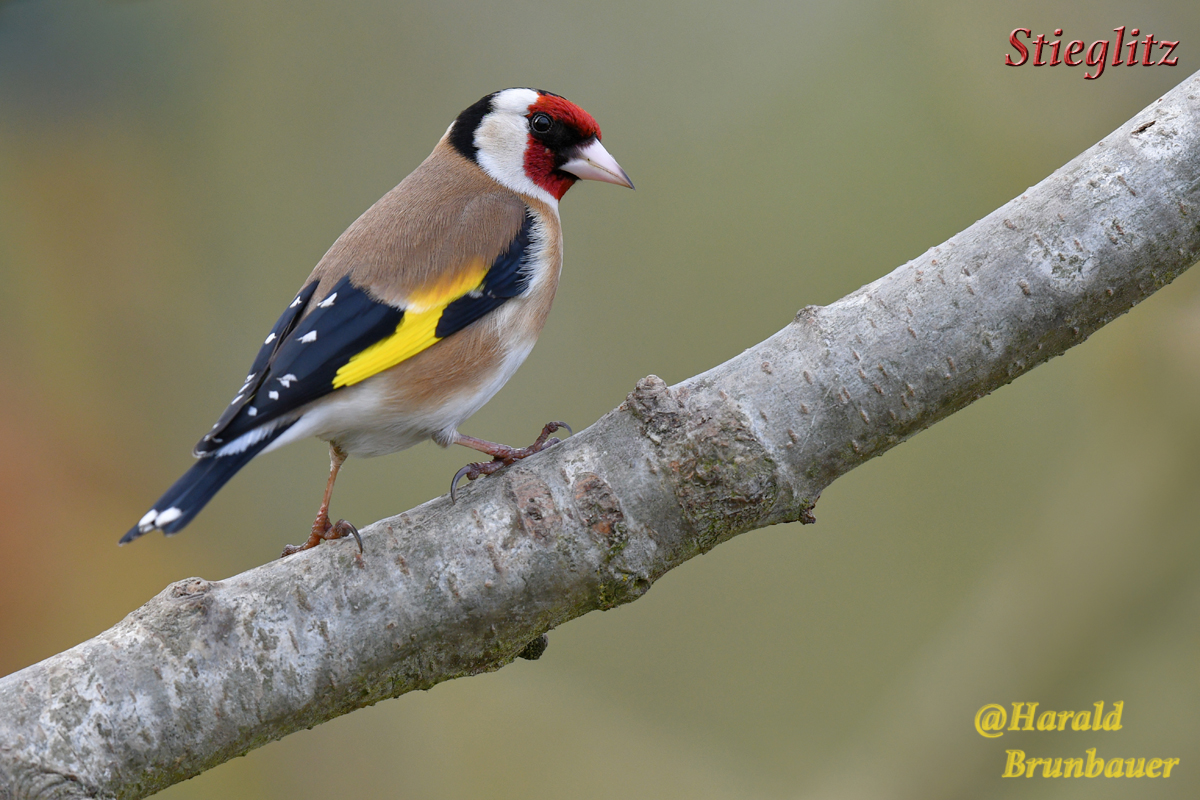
[1,1,1197,797]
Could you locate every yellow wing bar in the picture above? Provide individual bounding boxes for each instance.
[332,258,489,389]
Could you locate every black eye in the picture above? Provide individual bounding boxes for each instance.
[530,113,553,133]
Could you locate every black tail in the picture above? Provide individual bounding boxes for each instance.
[121,423,293,544]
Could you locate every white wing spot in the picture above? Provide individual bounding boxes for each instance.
[317,292,338,308]
[299,331,318,343]
[265,332,277,345]
[155,507,183,526]
[289,296,303,308]
[232,393,244,404]
[278,374,298,388]
[268,391,279,400]
[246,372,257,383]
[247,406,258,416]
[138,509,157,528]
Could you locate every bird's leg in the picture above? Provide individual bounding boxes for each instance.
[450,421,571,501]
[281,443,362,557]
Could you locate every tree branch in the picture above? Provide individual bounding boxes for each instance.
[3,71,1199,800]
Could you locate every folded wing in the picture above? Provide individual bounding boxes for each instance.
[195,211,535,457]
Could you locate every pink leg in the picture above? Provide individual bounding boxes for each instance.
[281,443,362,557]
[450,421,571,500]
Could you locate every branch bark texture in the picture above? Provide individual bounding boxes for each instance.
[3,73,1200,799]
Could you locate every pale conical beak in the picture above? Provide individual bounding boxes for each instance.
[560,139,635,189]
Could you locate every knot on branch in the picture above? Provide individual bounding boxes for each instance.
[516,634,549,660]
[794,304,824,325]
[572,472,626,551]
[624,375,781,551]
[568,471,651,608]
[507,471,559,543]
[624,375,681,441]
[169,578,214,599]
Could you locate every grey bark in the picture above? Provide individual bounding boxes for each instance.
[3,72,1199,800]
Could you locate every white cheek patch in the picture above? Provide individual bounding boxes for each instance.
[473,89,559,208]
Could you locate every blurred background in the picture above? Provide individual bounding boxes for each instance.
[2,0,1198,797]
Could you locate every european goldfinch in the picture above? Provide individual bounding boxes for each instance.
[123,88,633,555]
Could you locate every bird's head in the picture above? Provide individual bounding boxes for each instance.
[448,88,633,204]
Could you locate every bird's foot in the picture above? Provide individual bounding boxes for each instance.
[450,421,571,501]
[281,511,362,558]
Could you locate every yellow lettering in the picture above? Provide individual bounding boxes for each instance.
[1162,758,1179,778]
[1085,748,1104,778]
[1010,702,1038,731]
[975,704,1007,737]
[1146,759,1162,777]
[1036,710,1058,730]
[1002,750,1026,777]
[1101,701,1124,731]
[1024,757,1044,777]
[1062,757,1084,778]
[1071,711,1092,731]
[1125,758,1145,777]
[1056,710,1075,730]
[1047,758,1063,777]
[1104,758,1124,777]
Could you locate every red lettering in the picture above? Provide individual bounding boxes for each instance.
[1141,34,1158,65]
[1158,40,1179,66]
[1112,26,1125,66]
[1086,40,1108,79]
[1033,33,1049,65]
[1004,28,1176,77]
[1006,29,1031,66]
[1126,28,1141,65]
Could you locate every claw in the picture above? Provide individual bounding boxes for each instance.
[281,515,361,558]
[533,421,571,447]
[333,519,363,553]
[450,463,476,503]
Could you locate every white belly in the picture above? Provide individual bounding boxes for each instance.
[263,334,537,458]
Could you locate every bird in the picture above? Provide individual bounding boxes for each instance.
[123,88,633,556]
